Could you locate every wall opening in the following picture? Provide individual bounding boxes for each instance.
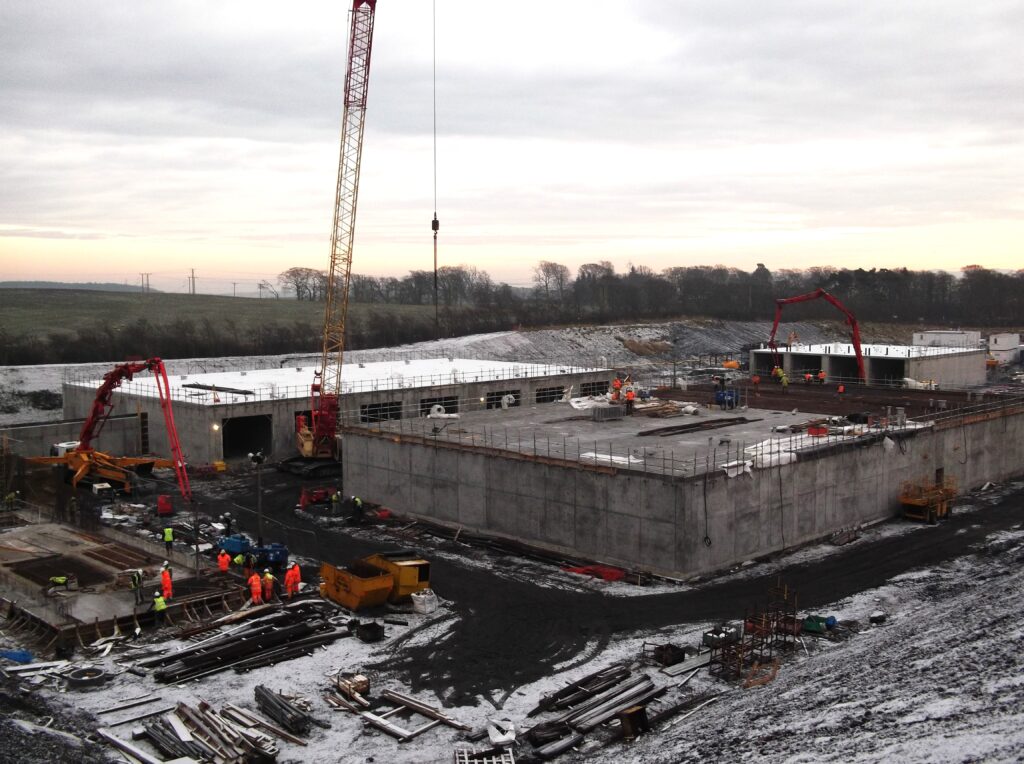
[535,386,565,404]
[580,380,610,397]
[222,414,273,460]
[419,396,459,416]
[790,353,823,377]
[361,401,402,423]
[486,390,521,409]
[869,358,906,387]
[829,355,861,381]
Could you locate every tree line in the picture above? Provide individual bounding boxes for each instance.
[1,263,1018,366]
[282,261,1024,326]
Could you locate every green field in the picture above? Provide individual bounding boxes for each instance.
[0,289,440,364]
[0,288,433,337]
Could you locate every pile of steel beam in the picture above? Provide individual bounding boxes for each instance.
[528,664,631,717]
[526,666,665,759]
[141,701,278,762]
[138,602,347,683]
[254,685,312,735]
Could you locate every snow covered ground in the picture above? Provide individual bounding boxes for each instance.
[5,484,1024,764]
[0,319,850,425]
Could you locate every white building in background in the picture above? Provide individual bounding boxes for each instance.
[912,330,982,348]
[989,333,1021,365]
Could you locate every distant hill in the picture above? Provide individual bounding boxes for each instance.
[0,281,156,293]
[0,287,438,365]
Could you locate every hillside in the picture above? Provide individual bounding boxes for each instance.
[0,288,438,364]
[0,318,902,425]
[0,288,334,336]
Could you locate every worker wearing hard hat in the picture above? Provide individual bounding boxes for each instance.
[161,562,173,600]
[129,569,145,605]
[248,571,264,605]
[284,562,301,599]
[262,569,277,602]
[150,591,168,626]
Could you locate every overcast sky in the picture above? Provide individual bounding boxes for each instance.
[1,0,1021,294]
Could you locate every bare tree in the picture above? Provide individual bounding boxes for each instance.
[533,261,572,302]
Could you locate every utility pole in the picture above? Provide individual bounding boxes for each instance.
[249,450,265,546]
[232,282,237,297]
[140,273,152,293]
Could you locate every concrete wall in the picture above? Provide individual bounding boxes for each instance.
[913,330,981,347]
[343,402,1024,579]
[1,414,141,458]
[63,370,610,464]
[905,350,986,387]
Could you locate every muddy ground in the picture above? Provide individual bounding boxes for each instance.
[198,468,1024,710]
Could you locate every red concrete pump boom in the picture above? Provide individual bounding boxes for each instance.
[767,288,867,383]
[51,358,191,500]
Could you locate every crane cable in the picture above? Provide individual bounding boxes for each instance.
[431,0,440,339]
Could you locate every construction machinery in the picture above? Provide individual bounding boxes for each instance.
[28,358,192,503]
[900,477,957,524]
[320,550,430,611]
[282,0,377,479]
[767,288,867,383]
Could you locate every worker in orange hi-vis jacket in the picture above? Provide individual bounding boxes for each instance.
[217,548,231,574]
[284,562,301,599]
[248,572,263,605]
[160,563,173,600]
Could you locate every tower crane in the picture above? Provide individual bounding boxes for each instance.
[767,288,867,383]
[290,0,377,476]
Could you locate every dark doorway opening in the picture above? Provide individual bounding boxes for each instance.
[222,415,273,460]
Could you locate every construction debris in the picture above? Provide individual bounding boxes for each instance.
[362,689,471,742]
[254,684,314,735]
[136,600,347,682]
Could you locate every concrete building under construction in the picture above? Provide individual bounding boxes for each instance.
[14,347,1019,582]
[58,358,611,465]
[749,342,987,387]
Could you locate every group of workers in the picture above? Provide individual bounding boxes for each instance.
[769,366,827,393]
[246,562,301,605]
[610,376,639,414]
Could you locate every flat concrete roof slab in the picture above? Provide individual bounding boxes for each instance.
[67,358,608,405]
[364,397,835,477]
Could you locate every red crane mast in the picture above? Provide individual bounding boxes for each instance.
[299,0,377,462]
